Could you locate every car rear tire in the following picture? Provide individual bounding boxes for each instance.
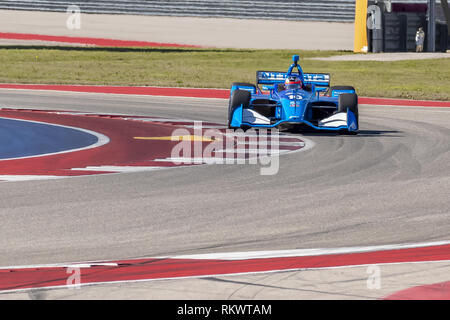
[228,89,251,129]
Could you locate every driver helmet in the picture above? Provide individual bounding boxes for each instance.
[285,75,302,90]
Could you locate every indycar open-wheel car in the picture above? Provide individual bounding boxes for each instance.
[228,55,359,134]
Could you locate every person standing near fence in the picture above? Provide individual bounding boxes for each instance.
[415,27,425,52]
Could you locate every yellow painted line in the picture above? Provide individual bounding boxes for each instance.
[134,135,220,142]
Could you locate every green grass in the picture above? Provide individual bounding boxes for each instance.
[0,46,449,100]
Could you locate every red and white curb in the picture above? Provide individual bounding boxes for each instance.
[0,240,449,294]
[0,32,201,48]
[0,108,308,181]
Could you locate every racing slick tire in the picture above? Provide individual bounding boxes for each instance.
[228,89,251,129]
[337,93,359,135]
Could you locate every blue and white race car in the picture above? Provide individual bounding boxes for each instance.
[228,55,358,134]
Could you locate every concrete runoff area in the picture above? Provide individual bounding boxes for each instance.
[0,9,354,50]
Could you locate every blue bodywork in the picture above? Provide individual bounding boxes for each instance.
[229,55,358,133]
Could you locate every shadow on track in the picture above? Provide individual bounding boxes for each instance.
[296,129,403,137]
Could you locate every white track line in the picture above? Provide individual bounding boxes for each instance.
[70,166,171,172]
[0,262,118,271]
[153,157,248,164]
[1,240,449,270]
[277,141,305,146]
[183,125,228,129]
[0,175,64,182]
[214,149,290,154]
[155,240,450,260]
[130,118,197,123]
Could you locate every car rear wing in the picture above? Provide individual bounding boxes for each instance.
[256,71,330,88]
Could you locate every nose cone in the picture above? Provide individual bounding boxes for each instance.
[280,91,306,121]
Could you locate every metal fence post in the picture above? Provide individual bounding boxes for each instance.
[427,0,436,52]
